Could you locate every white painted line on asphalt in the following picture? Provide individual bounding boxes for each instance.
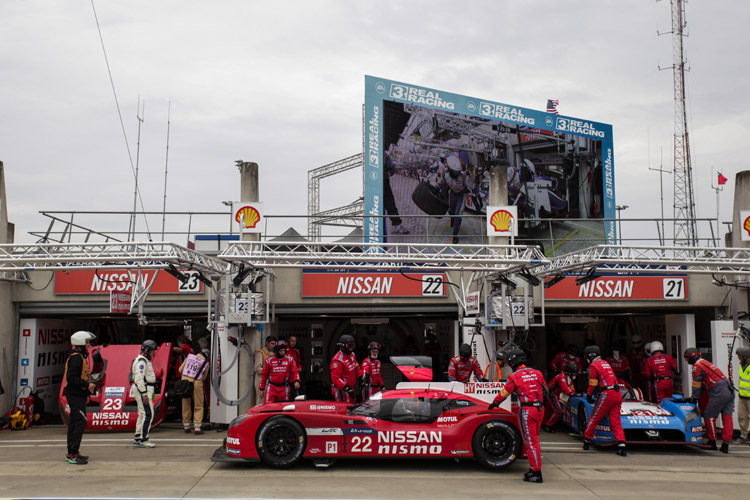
[0,443,219,448]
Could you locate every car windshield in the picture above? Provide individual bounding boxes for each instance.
[351,397,452,423]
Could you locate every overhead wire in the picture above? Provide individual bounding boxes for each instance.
[90,0,153,240]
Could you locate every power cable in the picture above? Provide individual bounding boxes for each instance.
[90,0,152,240]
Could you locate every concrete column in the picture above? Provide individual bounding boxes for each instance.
[238,162,259,414]
[488,164,509,245]
[729,171,750,328]
[0,162,14,414]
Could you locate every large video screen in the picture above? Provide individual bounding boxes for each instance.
[364,76,615,252]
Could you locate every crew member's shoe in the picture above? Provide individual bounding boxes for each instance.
[720,442,729,454]
[616,442,627,456]
[77,454,89,461]
[582,438,592,450]
[184,427,192,434]
[194,429,204,435]
[140,440,157,448]
[65,454,88,465]
[523,468,533,480]
[707,440,718,450]
[523,470,543,483]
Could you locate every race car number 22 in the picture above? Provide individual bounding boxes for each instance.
[421,275,445,296]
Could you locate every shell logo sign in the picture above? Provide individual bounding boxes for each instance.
[232,202,264,234]
[741,211,750,242]
[486,205,518,236]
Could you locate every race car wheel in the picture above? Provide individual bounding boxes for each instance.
[472,419,522,470]
[256,416,306,467]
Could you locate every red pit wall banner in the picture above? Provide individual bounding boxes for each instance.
[544,275,688,301]
[302,271,447,298]
[54,269,203,294]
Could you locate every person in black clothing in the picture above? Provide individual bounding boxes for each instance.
[63,331,97,465]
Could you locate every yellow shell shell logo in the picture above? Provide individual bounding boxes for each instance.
[744,216,750,237]
[490,209,513,232]
[235,205,261,229]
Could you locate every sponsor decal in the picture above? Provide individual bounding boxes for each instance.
[595,425,611,432]
[622,407,671,417]
[555,117,605,138]
[308,448,321,454]
[227,447,241,455]
[227,436,241,446]
[91,411,130,426]
[690,426,703,434]
[55,269,203,294]
[344,427,376,435]
[21,358,29,367]
[545,275,688,301]
[389,84,455,110]
[20,378,28,386]
[464,382,505,395]
[36,376,50,387]
[625,416,670,425]
[23,329,31,337]
[307,428,344,436]
[478,102,534,125]
[436,416,458,423]
[310,404,336,411]
[343,431,445,455]
[325,441,338,454]
[450,450,471,455]
[104,387,125,397]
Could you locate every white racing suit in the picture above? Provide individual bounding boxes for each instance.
[132,354,156,443]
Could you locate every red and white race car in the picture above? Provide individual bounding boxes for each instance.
[212,383,523,470]
[58,343,172,431]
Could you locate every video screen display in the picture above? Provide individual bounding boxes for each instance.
[364,76,615,253]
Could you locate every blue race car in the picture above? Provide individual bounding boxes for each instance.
[561,385,704,446]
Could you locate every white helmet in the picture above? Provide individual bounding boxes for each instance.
[644,341,654,356]
[71,331,96,346]
[650,341,664,353]
[446,155,463,173]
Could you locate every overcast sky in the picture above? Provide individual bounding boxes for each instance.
[1,1,748,244]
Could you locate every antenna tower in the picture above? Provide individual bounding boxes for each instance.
[669,0,698,246]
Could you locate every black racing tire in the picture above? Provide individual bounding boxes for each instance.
[578,403,588,434]
[255,416,306,467]
[472,419,522,470]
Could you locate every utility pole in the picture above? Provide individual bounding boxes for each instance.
[649,146,672,246]
[661,0,698,247]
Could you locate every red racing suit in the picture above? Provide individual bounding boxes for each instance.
[259,355,300,403]
[691,358,735,443]
[583,358,625,443]
[644,353,678,402]
[549,352,583,373]
[361,357,384,399]
[606,356,630,381]
[545,372,575,426]
[448,355,483,382]
[492,365,548,472]
[330,350,362,403]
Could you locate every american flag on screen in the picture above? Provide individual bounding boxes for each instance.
[546,99,559,114]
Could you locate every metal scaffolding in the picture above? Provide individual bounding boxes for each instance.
[307,154,364,240]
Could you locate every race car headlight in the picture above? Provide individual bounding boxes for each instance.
[685,407,701,423]
[229,413,251,429]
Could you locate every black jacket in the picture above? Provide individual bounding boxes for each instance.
[64,349,90,397]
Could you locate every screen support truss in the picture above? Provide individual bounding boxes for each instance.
[527,245,750,277]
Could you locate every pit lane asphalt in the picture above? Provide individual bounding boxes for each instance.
[0,424,746,499]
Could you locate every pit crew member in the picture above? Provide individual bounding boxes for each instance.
[63,331,97,465]
[644,341,679,403]
[736,347,750,443]
[606,345,630,382]
[330,334,362,403]
[361,342,385,399]
[489,348,548,484]
[549,344,583,373]
[448,343,486,383]
[132,340,158,448]
[582,345,627,457]
[254,336,276,406]
[543,362,578,432]
[259,340,300,404]
[684,348,735,453]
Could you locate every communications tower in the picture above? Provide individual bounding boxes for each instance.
[668,0,698,246]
